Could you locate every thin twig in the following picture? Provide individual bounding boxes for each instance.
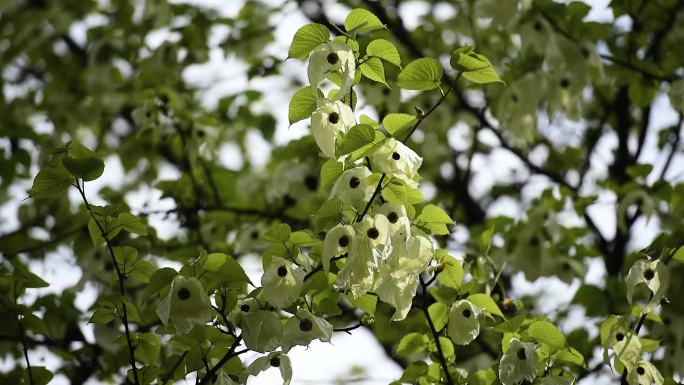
[333,323,363,335]
[197,336,243,385]
[74,180,140,385]
[19,318,34,385]
[419,276,454,385]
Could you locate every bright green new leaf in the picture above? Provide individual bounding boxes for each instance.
[467,293,504,318]
[288,23,330,60]
[339,124,376,154]
[62,156,105,181]
[360,57,388,86]
[450,45,504,85]
[366,39,401,67]
[396,332,427,358]
[396,58,443,90]
[288,86,320,124]
[428,302,449,331]
[528,320,566,349]
[382,113,416,136]
[117,212,148,235]
[262,223,291,243]
[344,8,385,33]
[137,332,161,365]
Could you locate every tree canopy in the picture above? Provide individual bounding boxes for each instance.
[1,0,683,385]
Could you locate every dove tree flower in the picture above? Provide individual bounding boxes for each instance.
[281,308,333,352]
[310,100,356,159]
[245,352,292,385]
[370,137,422,187]
[307,41,356,103]
[447,300,481,345]
[331,166,374,211]
[261,256,304,309]
[156,276,213,334]
[499,338,539,385]
[322,224,355,271]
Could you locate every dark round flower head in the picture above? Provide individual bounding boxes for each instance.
[462,309,471,318]
[349,177,360,189]
[177,287,191,301]
[643,269,655,280]
[328,112,340,124]
[326,52,339,65]
[387,211,399,223]
[299,318,313,332]
[516,347,527,360]
[367,228,379,239]
[270,357,280,367]
[277,266,288,277]
[338,235,349,248]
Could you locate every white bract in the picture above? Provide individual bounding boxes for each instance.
[499,338,538,385]
[375,233,433,321]
[311,100,355,159]
[156,276,212,334]
[240,310,283,353]
[322,224,355,271]
[245,352,292,385]
[370,137,422,187]
[331,166,374,211]
[447,300,481,345]
[281,309,333,352]
[308,41,356,103]
[262,257,304,309]
[626,360,664,385]
[625,258,669,313]
[374,202,411,240]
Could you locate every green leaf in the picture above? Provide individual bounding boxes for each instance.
[672,246,684,262]
[288,23,329,60]
[29,164,73,199]
[450,46,505,85]
[117,212,148,235]
[314,199,345,230]
[62,156,104,181]
[397,58,443,90]
[417,204,453,235]
[204,253,251,285]
[347,293,377,316]
[428,302,448,331]
[130,259,155,283]
[396,332,427,358]
[137,332,161,365]
[340,124,376,154]
[143,267,177,301]
[288,87,319,125]
[360,57,387,86]
[436,257,464,290]
[467,293,504,318]
[344,8,385,33]
[320,159,344,188]
[528,320,566,349]
[262,223,291,243]
[366,39,401,67]
[23,366,53,385]
[382,113,416,136]
[89,305,115,324]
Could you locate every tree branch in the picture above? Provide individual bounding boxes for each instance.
[74,180,140,385]
[419,276,454,385]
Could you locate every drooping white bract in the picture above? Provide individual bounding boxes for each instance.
[626,360,664,385]
[156,275,212,334]
[311,100,355,159]
[375,233,434,321]
[308,41,356,103]
[331,166,374,211]
[374,202,411,240]
[261,256,304,309]
[336,214,392,298]
[245,352,292,385]
[322,224,355,271]
[499,338,539,385]
[281,308,333,352]
[625,258,670,313]
[370,138,422,187]
[447,299,481,345]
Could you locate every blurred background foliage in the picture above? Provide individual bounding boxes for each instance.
[1,0,683,384]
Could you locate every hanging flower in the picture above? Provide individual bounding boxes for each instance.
[374,202,411,241]
[336,214,392,298]
[322,224,355,271]
[261,257,304,309]
[245,352,292,385]
[331,166,374,211]
[311,100,355,159]
[308,41,356,103]
[499,338,539,385]
[447,300,481,345]
[370,138,422,187]
[374,234,433,321]
[156,276,212,334]
[281,308,333,352]
[626,360,664,385]
[625,259,670,313]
